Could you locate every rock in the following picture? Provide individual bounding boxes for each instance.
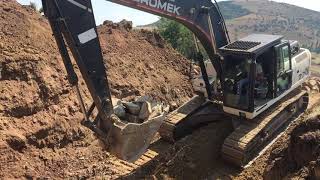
[161,86,168,94]
[3,7,11,12]
[169,101,178,110]
[311,85,319,93]
[123,102,141,115]
[146,63,155,70]
[303,86,311,92]
[150,104,163,119]
[111,97,122,106]
[24,48,34,54]
[309,80,317,87]
[68,104,78,113]
[103,20,113,26]
[125,113,141,123]
[5,131,27,152]
[111,88,122,96]
[119,19,133,30]
[163,105,170,113]
[135,95,153,103]
[114,105,126,118]
[51,105,59,113]
[139,101,152,120]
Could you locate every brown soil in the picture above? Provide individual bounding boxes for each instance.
[236,84,320,180]
[99,20,193,106]
[263,116,320,180]
[1,1,320,180]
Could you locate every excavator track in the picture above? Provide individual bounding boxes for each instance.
[222,89,309,167]
[159,95,206,142]
[108,149,159,175]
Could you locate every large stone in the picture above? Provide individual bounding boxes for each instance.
[303,86,311,92]
[112,97,122,107]
[5,131,26,152]
[311,85,319,93]
[163,104,170,113]
[114,105,126,118]
[103,20,113,26]
[150,104,163,119]
[169,101,178,110]
[135,95,153,103]
[123,102,141,115]
[119,19,133,30]
[309,80,317,87]
[138,101,152,120]
[125,113,141,123]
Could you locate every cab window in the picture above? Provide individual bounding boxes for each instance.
[282,46,290,71]
[277,45,290,73]
[276,44,291,95]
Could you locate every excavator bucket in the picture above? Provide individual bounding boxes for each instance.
[107,115,164,162]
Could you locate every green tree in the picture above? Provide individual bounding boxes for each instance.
[157,18,195,58]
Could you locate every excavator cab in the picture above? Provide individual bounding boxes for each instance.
[220,34,310,120]
[220,34,288,119]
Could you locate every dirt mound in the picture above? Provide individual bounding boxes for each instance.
[263,116,320,180]
[0,1,193,179]
[98,21,193,106]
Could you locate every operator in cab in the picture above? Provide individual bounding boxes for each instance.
[237,59,265,96]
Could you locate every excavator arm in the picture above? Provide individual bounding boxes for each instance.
[107,0,230,59]
[42,0,229,161]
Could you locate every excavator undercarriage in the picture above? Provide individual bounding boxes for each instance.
[159,88,309,167]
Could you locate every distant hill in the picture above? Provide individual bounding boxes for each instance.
[138,0,320,53]
[226,0,320,53]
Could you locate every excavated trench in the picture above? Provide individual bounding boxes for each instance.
[263,116,320,179]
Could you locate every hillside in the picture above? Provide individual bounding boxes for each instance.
[139,0,320,53]
[226,0,320,53]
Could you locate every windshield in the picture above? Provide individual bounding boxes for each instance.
[223,55,252,111]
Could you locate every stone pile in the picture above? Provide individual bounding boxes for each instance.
[112,96,170,123]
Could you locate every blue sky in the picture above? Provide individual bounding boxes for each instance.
[17,0,320,26]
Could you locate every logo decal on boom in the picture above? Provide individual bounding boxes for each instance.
[133,0,181,15]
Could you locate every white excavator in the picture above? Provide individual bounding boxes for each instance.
[42,0,311,166]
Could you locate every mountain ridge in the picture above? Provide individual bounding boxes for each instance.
[138,0,320,53]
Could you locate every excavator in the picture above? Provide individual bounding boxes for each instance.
[41,0,311,167]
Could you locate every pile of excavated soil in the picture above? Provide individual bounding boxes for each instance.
[0,1,192,179]
[99,20,193,107]
[263,116,320,180]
